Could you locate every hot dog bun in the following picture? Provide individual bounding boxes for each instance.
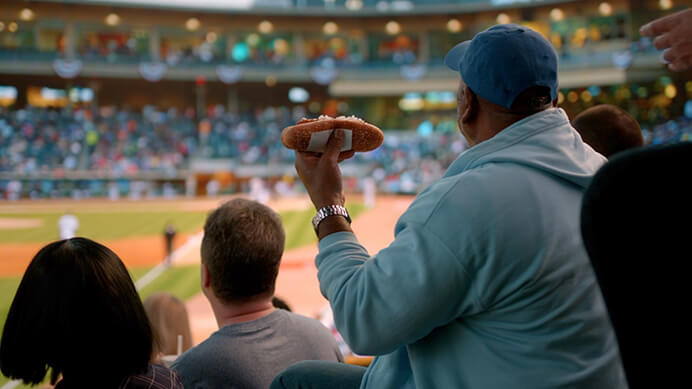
[281,115,383,153]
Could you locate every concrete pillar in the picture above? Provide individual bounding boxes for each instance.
[418,30,429,64]
[64,22,76,59]
[149,28,161,62]
[196,81,206,119]
[226,33,236,61]
[293,32,306,66]
[185,174,197,197]
[227,87,238,113]
[359,32,369,63]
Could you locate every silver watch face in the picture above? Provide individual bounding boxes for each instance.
[313,205,350,233]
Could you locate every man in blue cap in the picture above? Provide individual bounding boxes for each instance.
[272,24,626,388]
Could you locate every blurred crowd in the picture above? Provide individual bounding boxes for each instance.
[641,116,692,145]
[1,104,691,199]
[0,105,196,176]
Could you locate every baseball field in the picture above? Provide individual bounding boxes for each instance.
[0,194,413,388]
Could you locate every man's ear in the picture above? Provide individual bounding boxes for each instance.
[201,263,211,288]
[460,86,478,124]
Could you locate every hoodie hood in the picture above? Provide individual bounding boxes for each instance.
[444,108,606,189]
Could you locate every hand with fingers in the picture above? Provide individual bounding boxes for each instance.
[294,129,355,211]
[640,8,692,72]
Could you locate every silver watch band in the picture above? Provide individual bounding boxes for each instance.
[312,205,351,235]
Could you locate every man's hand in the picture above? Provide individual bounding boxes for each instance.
[294,129,355,210]
[640,8,692,72]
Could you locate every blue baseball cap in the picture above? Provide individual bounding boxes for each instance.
[444,24,559,109]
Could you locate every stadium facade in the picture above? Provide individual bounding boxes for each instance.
[1,0,690,198]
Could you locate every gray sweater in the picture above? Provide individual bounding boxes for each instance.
[171,309,343,389]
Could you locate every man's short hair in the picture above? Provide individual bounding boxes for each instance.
[510,86,554,114]
[201,198,285,302]
[572,104,644,157]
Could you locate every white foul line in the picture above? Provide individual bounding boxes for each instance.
[134,231,203,291]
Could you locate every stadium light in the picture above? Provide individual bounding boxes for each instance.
[345,0,363,10]
[385,21,401,35]
[19,8,35,22]
[258,20,274,34]
[446,19,462,33]
[185,17,201,31]
[8,22,18,33]
[549,8,564,22]
[567,91,578,103]
[580,90,592,103]
[323,21,339,35]
[105,13,121,26]
[265,75,277,87]
[246,33,260,46]
[496,13,511,24]
[289,87,309,103]
[665,84,677,99]
[598,2,612,16]
[273,38,289,55]
[659,0,673,10]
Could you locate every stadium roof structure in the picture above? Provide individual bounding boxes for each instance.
[33,0,577,15]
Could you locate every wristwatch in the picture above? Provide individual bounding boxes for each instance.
[312,205,351,235]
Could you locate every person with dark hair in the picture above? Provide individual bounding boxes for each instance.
[0,238,183,389]
[273,24,625,388]
[271,296,292,311]
[581,142,692,388]
[572,104,644,157]
[171,198,342,389]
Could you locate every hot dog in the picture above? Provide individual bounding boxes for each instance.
[281,115,383,153]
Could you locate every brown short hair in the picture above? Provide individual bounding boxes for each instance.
[572,104,643,157]
[201,198,285,302]
[143,292,193,357]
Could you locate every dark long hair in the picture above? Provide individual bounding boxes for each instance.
[0,238,153,387]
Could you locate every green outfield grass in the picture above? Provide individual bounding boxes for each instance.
[0,211,208,244]
[0,276,23,388]
[0,201,368,387]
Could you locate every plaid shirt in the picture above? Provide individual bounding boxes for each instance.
[55,364,183,389]
[120,364,183,389]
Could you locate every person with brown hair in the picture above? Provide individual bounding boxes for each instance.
[572,104,644,157]
[171,198,342,389]
[143,292,193,361]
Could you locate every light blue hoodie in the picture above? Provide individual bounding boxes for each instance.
[316,108,627,388]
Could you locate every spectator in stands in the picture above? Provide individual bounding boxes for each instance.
[274,24,625,389]
[640,8,692,72]
[171,198,343,389]
[144,293,193,361]
[581,142,692,388]
[572,104,644,157]
[0,237,182,389]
